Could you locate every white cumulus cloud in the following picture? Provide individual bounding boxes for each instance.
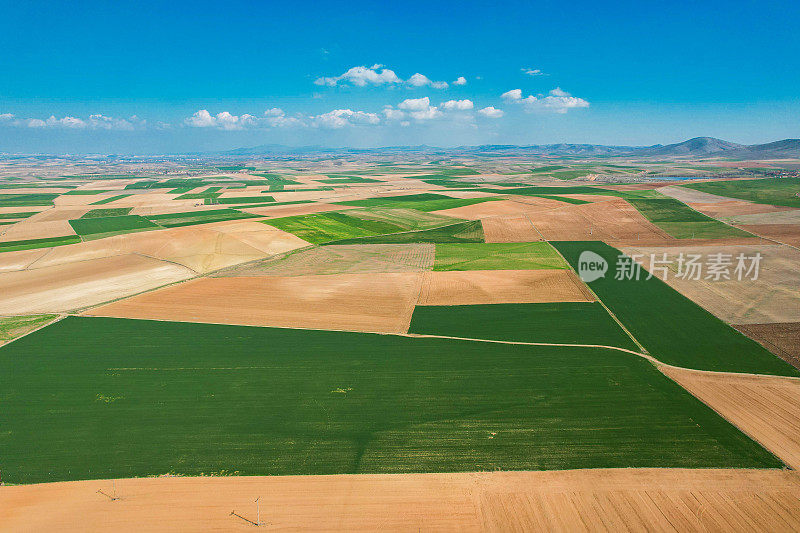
[453,76,467,86]
[521,67,546,76]
[441,99,474,111]
[312,109,380,129]
[478,106,504,118]
[314,64,402,87]
[501,88,589,114]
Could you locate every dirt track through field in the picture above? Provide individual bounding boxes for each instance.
[2,469,799,532]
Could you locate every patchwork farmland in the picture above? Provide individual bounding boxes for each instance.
[2,154,800,530]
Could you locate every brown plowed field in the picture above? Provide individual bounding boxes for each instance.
[482,215,542,242]
[417,269,593,306]
[85,272,424,334]
[219,243,435,277]
[621,244,800,324]
[525,198,672,242]
[737,224,800,247]
[0,254,196,314]
[687,201,791,218]
[733,322,800,369]
[432,199,559,220]
[662,366,800,470]
[2,469,799,532]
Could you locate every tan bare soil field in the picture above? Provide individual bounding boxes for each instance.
[737,224,800,247]
[2,469,799,532]
[688,200,791,218]
[733,322,800,369]
[417,269,593,306]
[722,209,800,226]
[86,272,423,334]
[23,207,91,222]
[658,185,741,204]
[0,219,77,242]
[0,248,49,272]
[622,244,800,324]
[662,366,800,470]
[3,220,309,274]
[219,243,434,277]
[433,198,560,220]
[481,215,542,242]
[0,206,46,216]
[525,198,672,242]
[0,254,196,314]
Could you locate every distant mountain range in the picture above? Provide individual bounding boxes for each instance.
[224,137,800,159]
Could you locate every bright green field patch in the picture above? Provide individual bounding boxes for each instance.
[338,193,501,212]
[530,194,590,205]
[409,302,637,350]
[63,190,113,195]
[331,220,484,245]
[146,209,259,228]
[265,212,405,244]
[433,242,567,271]
[627,198,749,239]
[68,215,161,237]
[0,235,82,253]
[0,316,782,484]
[175,192,222,200]
[681,177,800,208]
[0,314,58,345]
[0,211,39,220]
[80,208,133,218]
[90,194,132,205]
[552,241,800,376]
[0,193,59,207]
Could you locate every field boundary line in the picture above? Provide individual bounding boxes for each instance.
[0,313,67,348]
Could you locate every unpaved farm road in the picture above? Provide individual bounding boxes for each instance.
[2,469,799,532]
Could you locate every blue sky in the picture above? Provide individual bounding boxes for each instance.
[1,0,799,153]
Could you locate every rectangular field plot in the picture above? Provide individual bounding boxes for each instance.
[627,197,749,239]
[145,208,259,228]
[409,302,637,350]
[68,214,161,238]
[0,316,782,484]
[337,193,500,212]
[0,235,82,253]
[264,212,407,244]
[433,242,567,271]
[681,177,800,208]
[332,220,484,245]
[552,241,800,376]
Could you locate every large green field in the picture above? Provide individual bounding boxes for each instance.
[681,177,800,208]
[0,316,781,484]
[146,208,259,228]
[265,212,406,244]
[0,235,82,253]
[68,214,161,238]
[432,242,567,270]
[331,220,484,245]
[0,193,59,207]
[626,197,749,239]
[409,302,638,350]
[552,241,800,376]
[337,193,500,212]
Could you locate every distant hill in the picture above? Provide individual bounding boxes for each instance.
[222,138,800,159]
[636,137,745,156]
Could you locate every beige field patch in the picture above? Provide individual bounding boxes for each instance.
[662,366,800,470]
[220,243,434,276]
[26,207,91,222]
[9,220,309,274]
[0,248,50,272]
[0,219,76,242]
[722,209,800,226]
[417,269,593,305]
[2,469,799,532]
[87,272,423,334]
[0,254,196,314]
[622,244,800,324]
